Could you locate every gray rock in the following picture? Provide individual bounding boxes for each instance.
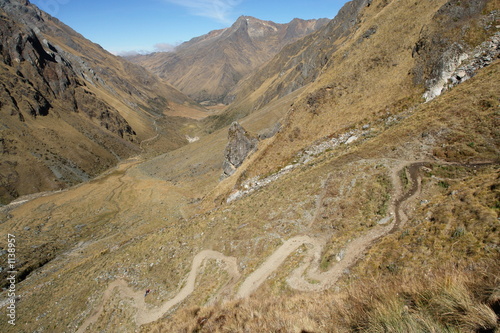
[345,135,358,144]
[377,216,392,225]
[221,122,258,178]
[425,32,500,101]
[336,249,346,262]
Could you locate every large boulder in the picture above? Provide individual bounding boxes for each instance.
[222,122,258,178]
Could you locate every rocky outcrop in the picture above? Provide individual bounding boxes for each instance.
[422,31,500,102]
[411,0,498,101]
[444,32,500,93]
[222,122,258,178]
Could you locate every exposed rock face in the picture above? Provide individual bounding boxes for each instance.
[0,0,196,203]
[429,32,500,101]
[410,0,497,101]
[222,122,258,178]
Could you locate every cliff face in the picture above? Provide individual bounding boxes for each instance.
[129,16,328,104]
[0,14,136,140]
[0,0,197,203]
[410,0,498,101]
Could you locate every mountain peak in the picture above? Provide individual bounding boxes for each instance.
[231,16,277,33]
[131,16,329,104]
[235,15,257,21]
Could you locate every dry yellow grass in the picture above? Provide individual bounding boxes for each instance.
[0,1,498,332]
[140,60,499,333]
[235,0,498,183]
[144,262,499,333]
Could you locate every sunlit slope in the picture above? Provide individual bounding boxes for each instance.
[130,17,328,104]
[0,57,496,333]
[0,0,498,332]
[228,0,499,182]
[0,0,203,203]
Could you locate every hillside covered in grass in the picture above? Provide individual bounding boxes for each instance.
[0,0,498,332]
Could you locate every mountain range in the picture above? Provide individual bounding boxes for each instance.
[129,16,329,104]
[0,0,499,332]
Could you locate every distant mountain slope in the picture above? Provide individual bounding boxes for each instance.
[0,0,200,203]
[129,16,328,104]
[206,0,372,130]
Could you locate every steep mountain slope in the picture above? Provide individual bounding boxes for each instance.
[129,16,328,104]
[0,0,498,332]
[148,62,500,333]
[225,0,500,182]
[205,0,393,133]
[216,0,371,126]
[209,0,500,132]
[0,0,203,203]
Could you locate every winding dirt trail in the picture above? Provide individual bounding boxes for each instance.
[253,161,425,294]
[236,236,322,298]
[77,161,425,331]
[139,116,161,152]
[77,250,240,332]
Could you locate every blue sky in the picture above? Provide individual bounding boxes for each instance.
[31,0,348,55]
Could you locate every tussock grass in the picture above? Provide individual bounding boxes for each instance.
[2,2,499,333]
[143,145,499,332]
[421,277,497,331]
[144,263,499,333]
[347,268,499,333]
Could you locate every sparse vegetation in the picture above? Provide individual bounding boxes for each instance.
[146,263,499,333]
[1,0,499,332]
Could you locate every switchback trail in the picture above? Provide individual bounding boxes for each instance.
[76,250,240,332]
[76,160,453,331]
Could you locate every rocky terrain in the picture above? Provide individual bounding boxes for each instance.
[221,122,258,178]
[0,0,499,332]
[0,0,203,203]
[129,16,328,104]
